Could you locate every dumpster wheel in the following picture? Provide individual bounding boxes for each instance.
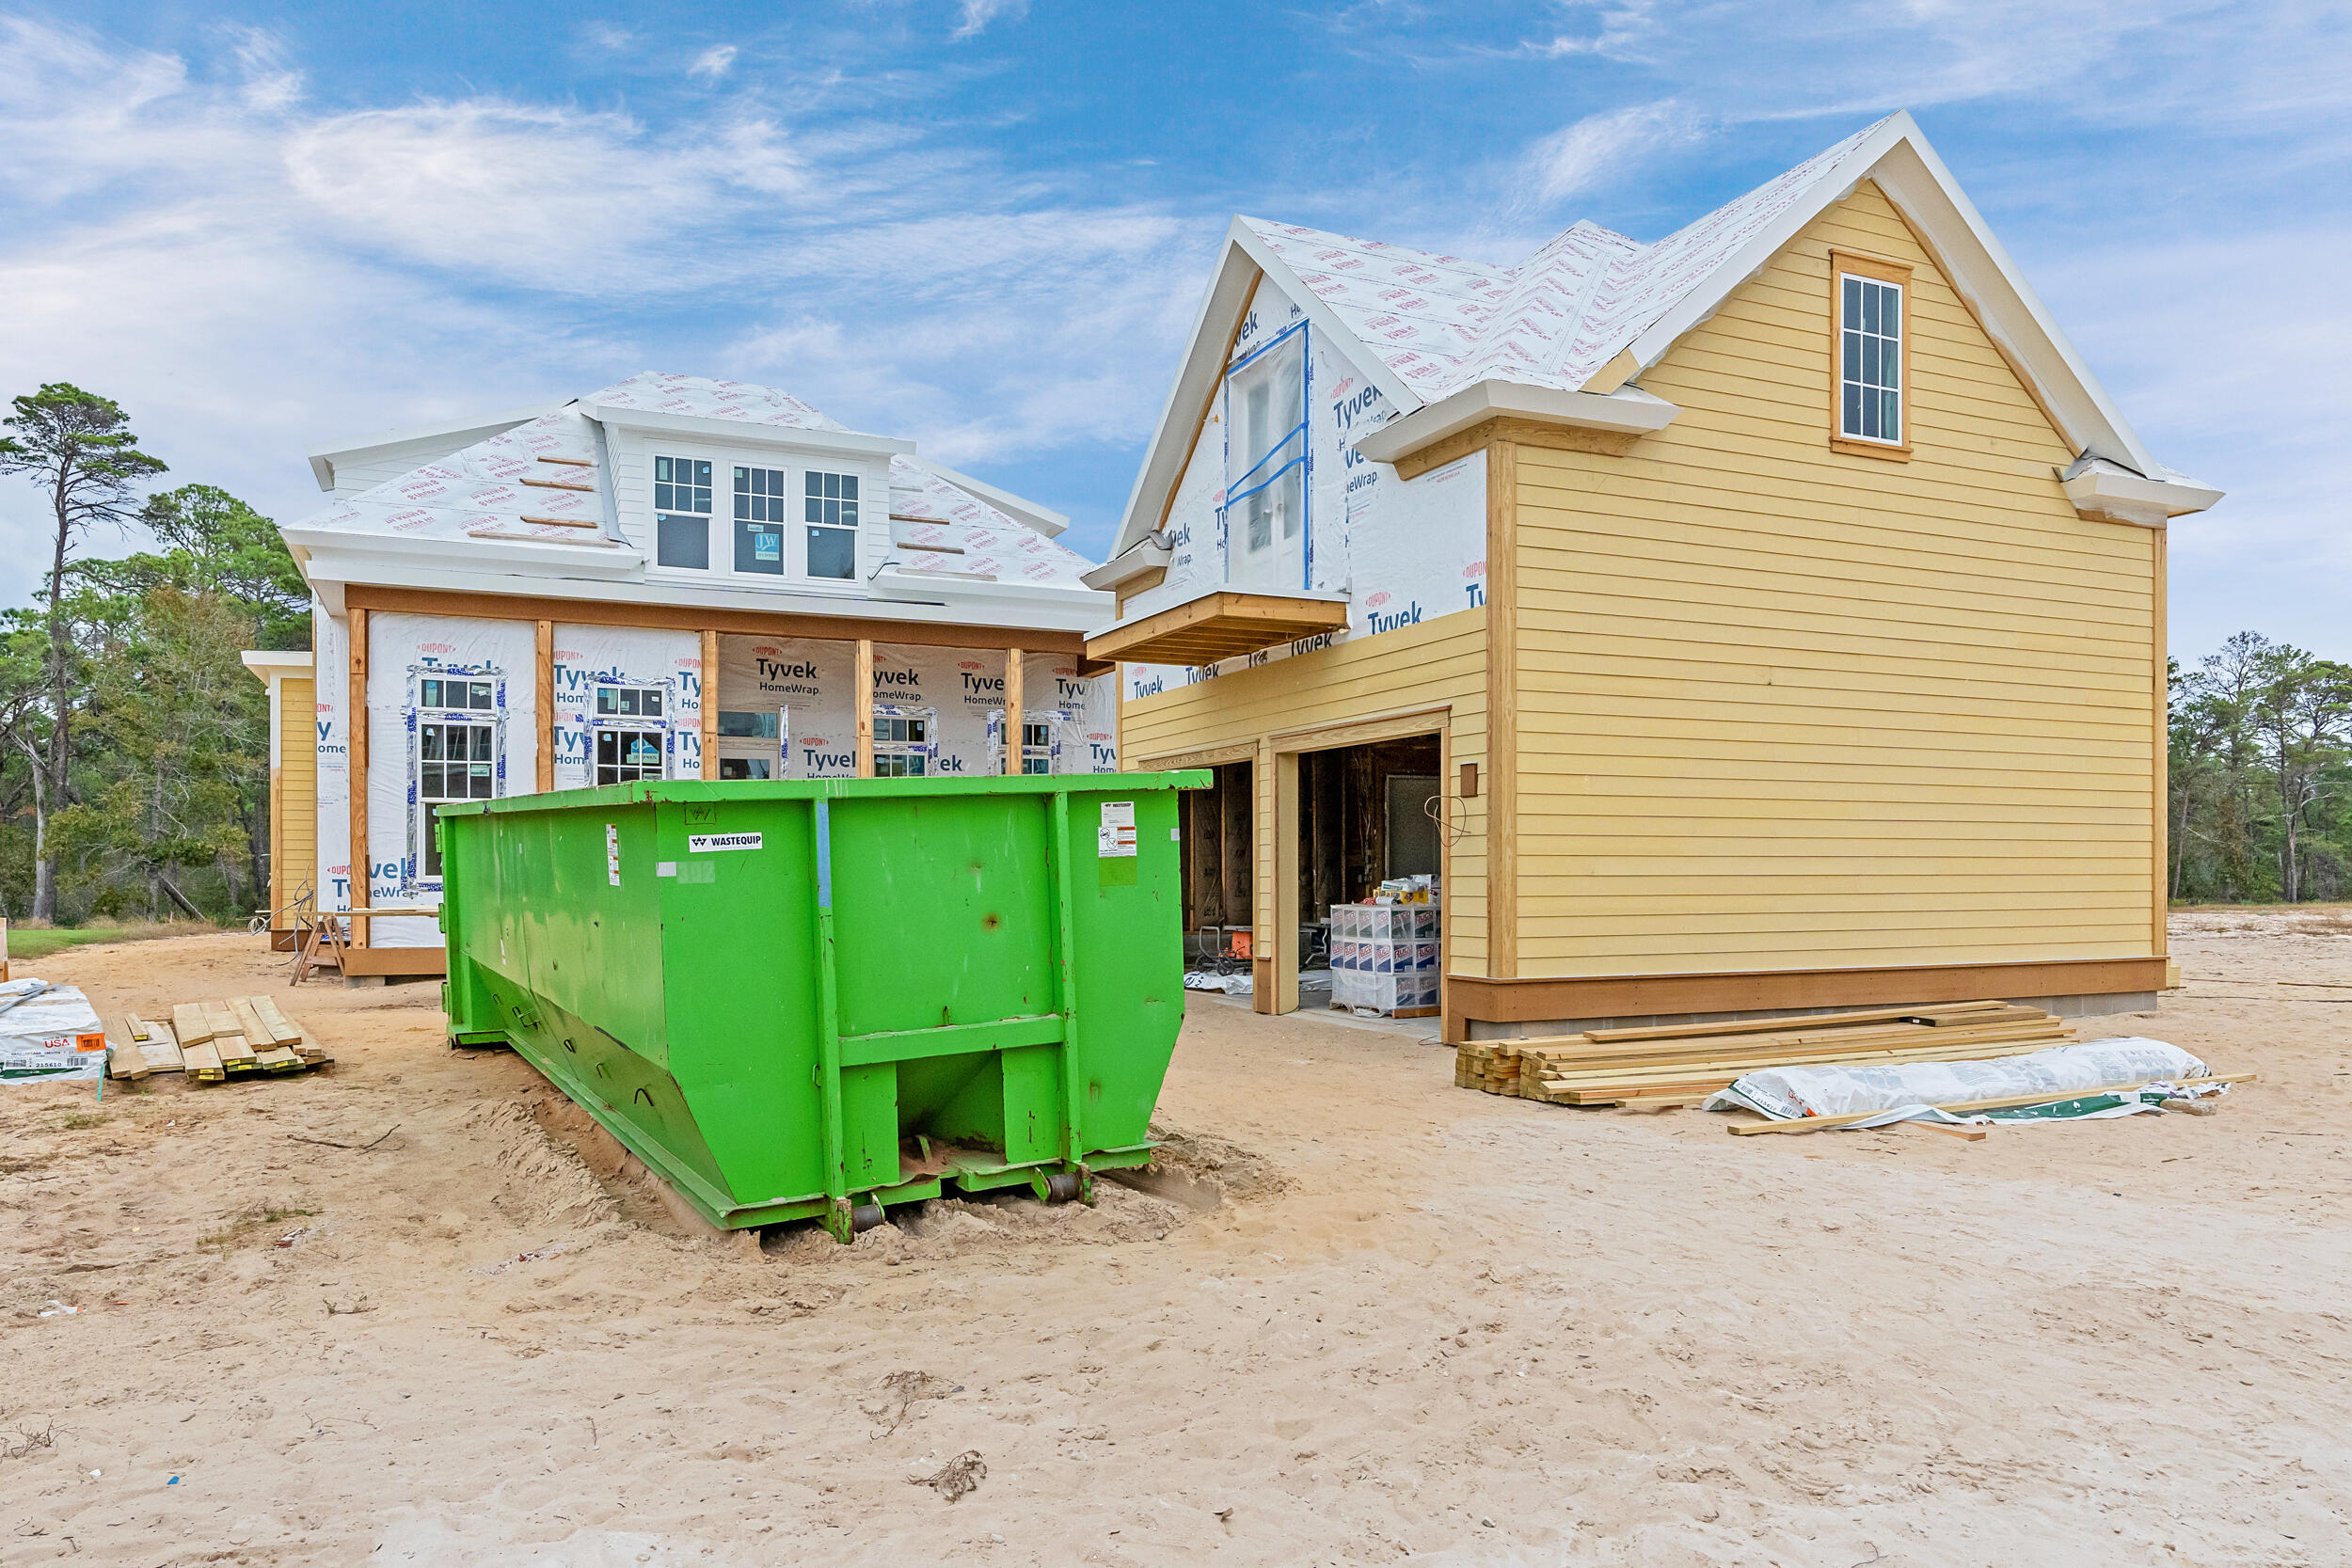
[1030,1169,1094,1206]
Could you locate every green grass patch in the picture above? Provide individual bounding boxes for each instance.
[5,921,218,961]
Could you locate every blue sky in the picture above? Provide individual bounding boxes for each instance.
[1,1,2344,661]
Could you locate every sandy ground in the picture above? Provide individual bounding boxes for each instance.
[1,913,2346,1566]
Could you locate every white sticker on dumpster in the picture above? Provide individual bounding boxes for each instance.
[1098,801,1136,858]
[689,832,763,853]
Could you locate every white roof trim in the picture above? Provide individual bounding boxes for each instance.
[1079,535,1172,592]
[2062,461,2222,527]
[240,649,313,682]
[869,564,1112,614]
[305,401,567,492]
[583,402,914,458]
[1620,111,2160,477]
[1350,381,1678,465]
[1112,220,1422,556]
[912,457,1069,538]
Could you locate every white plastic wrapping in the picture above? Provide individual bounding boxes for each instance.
[1705,1037,2212,1122]
[0,981,107,1083]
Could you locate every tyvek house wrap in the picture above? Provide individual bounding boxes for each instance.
[1124,272,1488,702]
[714,638,1117,779]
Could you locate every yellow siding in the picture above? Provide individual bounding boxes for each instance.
[277,676,317,915]
[1510,181,2158,976]
[1120,610,1490,972]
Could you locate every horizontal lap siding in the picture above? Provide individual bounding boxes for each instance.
[278,677,318,909]
[1511,181,2157,979]
[1120,610,1489,970]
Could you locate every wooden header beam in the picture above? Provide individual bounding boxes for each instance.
[342,583,1086,657]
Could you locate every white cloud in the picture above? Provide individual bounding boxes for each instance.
[689,44,738,81]
[951,0,1028,41]
[1522,100,1704,208]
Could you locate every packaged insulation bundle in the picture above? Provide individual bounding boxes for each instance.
[1705,1037,2210,1122]
[0,980,109,1083]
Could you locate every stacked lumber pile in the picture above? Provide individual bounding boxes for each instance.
[109,996,328,1085]
[1456,1001,2075,1110]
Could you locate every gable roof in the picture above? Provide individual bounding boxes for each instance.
[284,372,1104,601]
[1113,112,2217,554]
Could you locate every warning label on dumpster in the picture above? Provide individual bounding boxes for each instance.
[1097,801,1136,858]
[689,832,763,853]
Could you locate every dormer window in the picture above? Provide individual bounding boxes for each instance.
[656,455,713,567]
[1830,250,1913,460]
[804,470,859,580]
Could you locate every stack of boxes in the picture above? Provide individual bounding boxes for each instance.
[1328,901,1441,1016]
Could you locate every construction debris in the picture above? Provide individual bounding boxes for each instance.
[1455,1001,2076,1109]
[123,996,328,1085]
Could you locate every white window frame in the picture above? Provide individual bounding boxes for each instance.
[653,454,714,570]
[801,468,862,583]
[405,666,505,891]
[870,704,937,777]
[588,681,673,785]
[1831,251,1913,457]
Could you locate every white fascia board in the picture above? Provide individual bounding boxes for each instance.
[2062,465,2223,527]
[284,527,646,583]
[913,457,1070,538]
[868,565,1113,621]
[585,404,914,460]
[1110,230,1266,558]
[1078,535,1172,592]
[305,401,568,492]
[239,649,314,683]
[1619,111,2160,477]
[1349,381,1678,465]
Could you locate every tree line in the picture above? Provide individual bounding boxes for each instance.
[0,384,308,926]
[2169,634,2352,904]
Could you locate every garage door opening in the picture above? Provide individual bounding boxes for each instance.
[1178,760,1254,976]
[1297,736,1442,1018]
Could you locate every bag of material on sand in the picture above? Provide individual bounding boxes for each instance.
[1704,1037,2210,1123]
[0,979,109,1083]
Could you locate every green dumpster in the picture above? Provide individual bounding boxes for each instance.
[436,772,1206,1241]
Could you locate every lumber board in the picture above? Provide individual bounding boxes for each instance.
[108,1039,150,1080]
[243,995,303,1047]
[1576,999,2009,1045]
[253,1046,304,1072]
[1724,1072,2257,1134]
[212,1033,258,1069]
[201,1002,240,1040]
[229,998,273,1051]
[172,1003,214,1047]
[1517,1022,2069,1075]
[180,1035,225,1082]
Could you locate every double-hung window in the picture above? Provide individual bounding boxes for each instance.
[417,677,498,878]
[593,684,667,784]
[804,471,859,580]
[734,466,788,576]
[656,456,713,568]
[1832,252,1911,455]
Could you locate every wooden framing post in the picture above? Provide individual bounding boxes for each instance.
[1485,441,1518,978]
[700,628,720,781]
[854,638,875,777]
[1251,736,1276,1013]
[1272,748,1301,1016]
[533,618,554,793]
[265,673,284,926]
[2152,527,2169,957]
[1004,648,1024,774]
[347,607,369,948]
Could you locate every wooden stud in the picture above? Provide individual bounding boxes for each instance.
[1485,439,1518,979]
[1273,748,1300,1016]
[854,639,875,777]
[533,619,554,793]
[347,607,369,948]
[701,629,720,781]
[1005,648,1024,775]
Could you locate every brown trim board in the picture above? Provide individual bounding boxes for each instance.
[342,945,449,979]
[342,584,1085,657]
[1446,956,2169,1030]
